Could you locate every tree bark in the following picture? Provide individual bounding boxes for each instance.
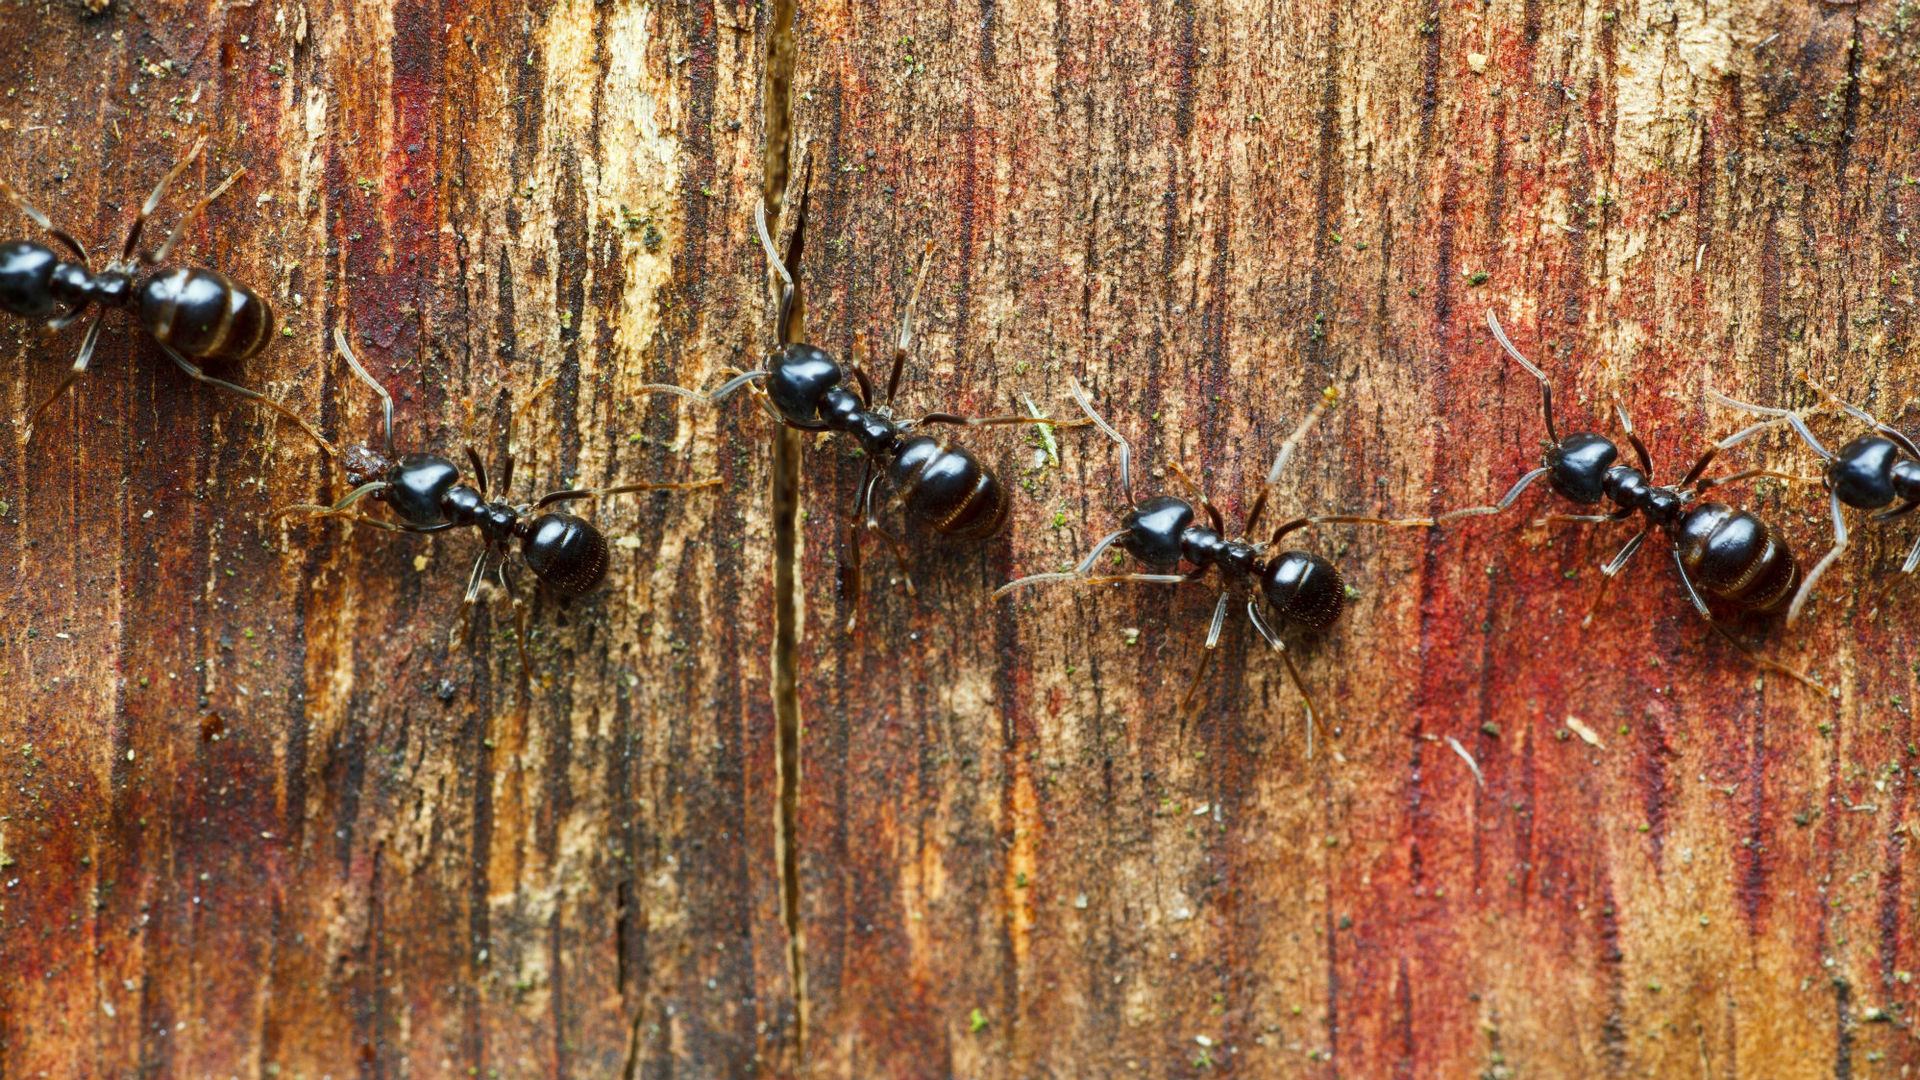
[3,0,1917,1076]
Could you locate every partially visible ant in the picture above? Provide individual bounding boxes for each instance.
[995,377,1434,748]
[640,169,1075,631]
[274,326,717,655]
[0,138,328,450]
[1708,376,1920,623]
[1440,309,1823,692]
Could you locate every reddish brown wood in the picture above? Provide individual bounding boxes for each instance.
[4,0,1920,1076]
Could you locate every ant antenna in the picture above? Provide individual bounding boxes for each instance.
[1067,376,1135,505]
[1487,309,1558,444]
[1246,386,1336,538]
[334,327,396,456]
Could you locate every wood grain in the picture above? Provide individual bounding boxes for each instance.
[2,0,1919,1076]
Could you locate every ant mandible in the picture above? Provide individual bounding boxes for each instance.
[1441,309,1822,691]
[0,138,328,450]
[996,377,1434,748]
[275,326,717,652]
[640,170,1073,630]
[1708,376,1920,622]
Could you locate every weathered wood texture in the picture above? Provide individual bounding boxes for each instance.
[4,0,1920,1076]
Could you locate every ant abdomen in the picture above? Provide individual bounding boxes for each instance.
[520,512,610,596]
[1261,551,1346,631]
[139,266,275,362]
[1675,502,1799,611]
[887,434,1009,538]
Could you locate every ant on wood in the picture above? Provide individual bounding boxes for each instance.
[997,377,1434,748]
[1708,375,1920,622]
[1441,309,1823,692]
[0,138,327,450]
[274,325,716,659]
[640,171,1075,630]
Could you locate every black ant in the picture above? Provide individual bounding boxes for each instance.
[1441,310,1822,691]
[1708,377,1920,623]
[274,327,717,652]
[640,174,1072,630]
[0,138,328,450]
[996,377,1433,747]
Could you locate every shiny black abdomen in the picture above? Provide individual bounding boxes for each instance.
[1674,502,1798,611]
[521,512,610,596]
[1260,550,1346,631]
[138,266,275,361]
[886,434,1009,539]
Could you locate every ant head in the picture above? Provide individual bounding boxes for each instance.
[764,343,844,424]
[1829,435,1901,510]
[386,453,464,527]
[520,512,609,597]
[1544,433,1618,505]
[1260,550,1345,631]
[0,240,85,319]
[1119,495,1194,567]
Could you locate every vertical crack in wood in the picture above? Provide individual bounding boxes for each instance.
[764,0,809,1064]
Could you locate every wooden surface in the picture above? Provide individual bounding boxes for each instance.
[3,0,1919,1076]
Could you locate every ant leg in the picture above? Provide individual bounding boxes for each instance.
[530,476,722,511]
[1078,572,1191,586]
[465,445,491,499]
[1903,531,1920,575]
[333,328,396,455]
[1168,461,1228,535]
[158,342,336,457]
[1786,490,1850,624]
[1691,467,1822,494]
[497,557,532,684]
[1178,592,1231,717]
[23,314,102,441]
[994,528,1133,598]
[144,167,247,266]
[448,548,492,651]
[1066,376,1137,504]
[1247,599,1319,756]
[0,179,90,265]
[884,242,935,407]
[1247,386,1338,537]
[859,472,916,597]
[1614,404,1655,475]
[1535,508,1634,527]
[1307,513,1438,530]
[122,137,209,261]
[1435,467,1553,523]
[843,460,874,633]
[1669,546,1826,695]
[911,411,1091,430]
[1579,528,1647,629]
[1486,309,1560,444]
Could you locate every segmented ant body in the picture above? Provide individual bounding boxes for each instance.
[0,139,326,450]
[997,378,1433,743]
[1444,310,1820,689]
[641,177,1065,630]
[1708,380,1920,622]
[277,329,715,630]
